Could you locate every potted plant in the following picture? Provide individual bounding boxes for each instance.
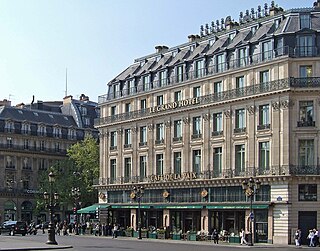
[141,228,148,238]
[187,230,197,241]
[157,228,166,239]
[172,229,182,240]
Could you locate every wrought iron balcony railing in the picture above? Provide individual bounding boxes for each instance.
[297,120,315,127]
[95,77,320,126]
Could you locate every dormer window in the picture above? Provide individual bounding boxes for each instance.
[81,106,87,116]
[300,14,311,29]
[142,75,150,91]
[5,121,14,133]
[68,129,77,140]
[251,26,258,35]
[38,125,46,136]
[159,70,167,87]
[127,79,135,95]
[229,32,236,41]
[21,123,30,134]
[53,127,61,138]
[274,19,281,30]
[176,65,184,83]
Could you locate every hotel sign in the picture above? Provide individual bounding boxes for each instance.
[148,172,198,182]
[149,97,200,113]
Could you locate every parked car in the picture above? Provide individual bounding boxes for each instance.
[0,221,28,236]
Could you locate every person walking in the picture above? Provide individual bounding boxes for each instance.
[112,223,118,239]
[212,229,219,244]
[240,228,247,245]
[294,228,301,246]
[308,229,315,247]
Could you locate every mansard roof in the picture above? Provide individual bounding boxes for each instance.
[0,106,77,127]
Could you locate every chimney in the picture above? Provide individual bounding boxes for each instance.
[80,94,89,101]
[269,1,282,16]
[188,34,196,42]
[37,100,43,110]
[225,16,234,30]
[63,95,73,105]
[155,45,169,54]
[0,99,11,107]
[15,103,25,109]
[314,0,320,8]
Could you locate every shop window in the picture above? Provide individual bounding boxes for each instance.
[299,184,317,201]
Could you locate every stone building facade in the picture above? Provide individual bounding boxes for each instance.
[94,1,320,244]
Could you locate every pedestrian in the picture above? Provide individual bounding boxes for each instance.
[294,228,301,246]
[314,228,318,246]
[308,229,315,247]
[112,223,118,239]
[240,228,247,245]
[212,228,219,244]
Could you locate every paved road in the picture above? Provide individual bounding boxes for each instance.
[0,232,308,251]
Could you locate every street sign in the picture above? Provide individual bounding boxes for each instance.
[249,212,254,220]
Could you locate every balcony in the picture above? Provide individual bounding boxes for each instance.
[123,144,132,149]
[139,142,147,147]
[173,136,182,142]
[110,146,117,151]
[155,139,164,145]
[191,133,202,140]
[212,131,223,137]
[234,127,246,134]
[0,143,67,155]
[297,120,315,127]
[257,124,271,130]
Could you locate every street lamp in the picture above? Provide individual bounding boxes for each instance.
[242,177,261,246]
[71,187,81,235]
[132,186,144,240]
[44,172,59,245]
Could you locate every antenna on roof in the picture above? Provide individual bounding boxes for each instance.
[65,68,68,97]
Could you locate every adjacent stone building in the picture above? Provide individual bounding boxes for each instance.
[95,1,320,244]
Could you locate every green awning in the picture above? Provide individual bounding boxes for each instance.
[111,205,151,209]
[153,205,203,209]
[206,204,269,210]
[77,204,109,214]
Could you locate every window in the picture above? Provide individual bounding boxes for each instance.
[157,95,164,106]
[40,140,45,151]
[5,121,14,133]
[124,129,131,148]
[140,99,147,110]
[235,108,246,132]
[6,137,13,148]
[159,70,167,86]
[174,91,182,102]
[128,79,135,94]
[299,139,314,166]
[300,65,313,78]
[68,129,77,140]
[23,157,31,170]
[156,154,164,175]
[38,125,46,136]
[260,70,269,83]
[139,126,147,146]
[193,150,201,173]
[274,19,281,30]
[298,101,314,127]
[110,131,117,150]
[81,106,87,116]
[176,65,184,83]
[300,14,311,29]
[192,116,202,138]
[214,81,222,94]
[53,127,61,138]
[238,48,247,67]
[236,76,244,89]
[235,145,245,175]
[124,157,131,182]
[156,123,164,143]
[142,75,150,91]
[140,156,147,179]
[173,120,182,141]
[21,123,30,134]
[193,86,201,98]
[216,54,225,72]
[125,103,131,113]
[262,41,272,61]
[195,60,204,78]
[110,159,117,183]
[174,152,182,174]
[111,106,116,116]
[54,142,60,152]
[298,35,313,56]
[24,139,29,150]
[6,156,14,169]
[212,112,223,136]
[299,184,317,201]
[258,104,270,130]
[251,26,257,34]
[213,147,222,175]
[259,142,270,171]
[39,159,46,170]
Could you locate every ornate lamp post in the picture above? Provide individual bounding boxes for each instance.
[132,186,144,240]
[71,187,81,235]
[44,172,59,245]
[242,177,261,246]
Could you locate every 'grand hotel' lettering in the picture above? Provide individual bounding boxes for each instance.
[149,97,200,113]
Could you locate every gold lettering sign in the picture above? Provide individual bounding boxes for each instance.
[149,97,200,113]
[148,172,198,183]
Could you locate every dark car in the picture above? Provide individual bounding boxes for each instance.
[0,221,28,236]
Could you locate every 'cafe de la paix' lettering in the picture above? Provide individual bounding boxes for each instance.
[148,172,198,183]
[149,97,200,113]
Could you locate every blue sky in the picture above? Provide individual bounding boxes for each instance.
[0,0,311,104]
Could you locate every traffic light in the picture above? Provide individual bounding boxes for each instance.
[73,207,77,214]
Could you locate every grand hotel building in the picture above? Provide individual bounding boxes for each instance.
[95,1,320,244]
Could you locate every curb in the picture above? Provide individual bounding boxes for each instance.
[0,245,73,251]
